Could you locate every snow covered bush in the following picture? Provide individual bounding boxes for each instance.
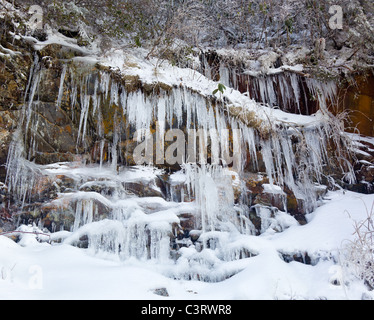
[344,202,374,290]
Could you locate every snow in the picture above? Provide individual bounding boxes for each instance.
[262,183,285,195]
[1,189,373,300]
[273,191,374,255]
[28,28,94,57]
[43,162,163,185]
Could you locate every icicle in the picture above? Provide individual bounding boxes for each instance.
[241,125,258,170]
[260,139,275,186]
[5,130,43,207]
[305,78,337,113]
[125,90,153,133]
[109,81,119,107]
[73,199,94,231]
[219,64,230,87]
[172,87,183,127]
[201,53,212,80]
[266,77,277,107]
[5,55,44,206]
[111,117,119,171]
[69,69,78,121]
[289,73,301,113]
[56,64,67,110]
[76,74,94,148]
[232,68,238,90]
[182,163,238,237]
[23,53,39,105]
[278,74,291,111]
[100,72,111,100]
[23,65,41,135]
[99,139,105,169]
[157,95,166,160]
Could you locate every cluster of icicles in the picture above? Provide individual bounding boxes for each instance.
[201,53,339,115]
[5,56,355,281]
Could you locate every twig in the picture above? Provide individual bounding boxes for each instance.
[347,48,360,62]
[0,230,51,238]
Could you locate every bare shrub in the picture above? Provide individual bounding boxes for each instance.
[344,202,374,290]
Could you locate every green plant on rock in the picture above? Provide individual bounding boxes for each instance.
[285,18,293,34]
[213,83,226,96]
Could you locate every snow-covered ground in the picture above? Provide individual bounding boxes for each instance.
[0,189,373,300]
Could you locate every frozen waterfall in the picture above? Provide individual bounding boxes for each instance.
[3,54,356,282]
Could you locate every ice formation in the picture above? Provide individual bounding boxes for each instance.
[4,52,356,282]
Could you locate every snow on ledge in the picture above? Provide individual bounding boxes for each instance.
[99,48,329,129]
[262,183,285,195]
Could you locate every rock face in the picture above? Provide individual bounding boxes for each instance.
[341,74,374,137]
[0,33,31,180]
